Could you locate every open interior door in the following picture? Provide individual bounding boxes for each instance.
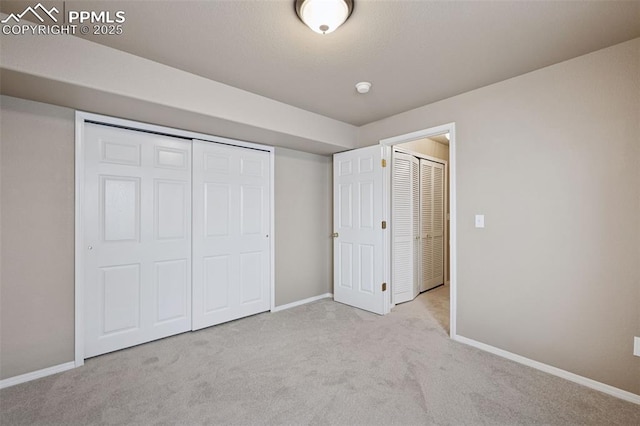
[333,145,387,315]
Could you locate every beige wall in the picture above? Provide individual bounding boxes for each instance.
[359,39,640,395]
[399,137,449,161]
[0,96,75,379]
[274,148,333,306]
[0,96,334,380]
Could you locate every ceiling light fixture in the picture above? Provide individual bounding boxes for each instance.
[295,0,354,35]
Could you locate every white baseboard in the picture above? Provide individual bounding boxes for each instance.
[0,361,76,390]
[271,293,333,313]
[453,334,640,405]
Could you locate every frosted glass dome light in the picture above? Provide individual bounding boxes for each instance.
[295,0,354,34]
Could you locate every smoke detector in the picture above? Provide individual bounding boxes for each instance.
[355,81,371,94]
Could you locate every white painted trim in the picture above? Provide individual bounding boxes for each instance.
[381,144,392,314]
[443,160,449,288]
[75,111,276,365]
[380,124,454,147]
[271,293,334,313]
[449,124,457,338]
[380,123,457,337]
[74,112,85,368]
[454,335,640,405]
[270,150,276,312]
[0,361,76,390]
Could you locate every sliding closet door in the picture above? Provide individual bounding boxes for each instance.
[192,141,271,330]
[83,124,192,358]
[420,159,445,291]
[392,152,420,304]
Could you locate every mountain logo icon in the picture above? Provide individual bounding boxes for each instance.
[1,3,59,24]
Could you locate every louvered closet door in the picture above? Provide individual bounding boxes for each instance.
[411,158,420,296]
[84,124,192,358]
[392,152,420,304]
[420,159,445,291]
[192,140,271,330]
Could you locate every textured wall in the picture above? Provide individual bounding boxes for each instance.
[0,96,75,379]
[398,137,449,161]
[274,148,333,306]
[359,39,640,394]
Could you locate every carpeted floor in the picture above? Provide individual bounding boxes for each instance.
[1,285,639,425]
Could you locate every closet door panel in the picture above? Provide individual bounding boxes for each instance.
[420,160,433,291]
[192,141,271,330]
[420,158,445,291]
[431,164,445,286]
[411,159,421,297]
[84,124,192,358]
[392,152,419,304]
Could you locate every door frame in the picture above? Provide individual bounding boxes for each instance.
[380,122,457,337]
[74,111,275,366]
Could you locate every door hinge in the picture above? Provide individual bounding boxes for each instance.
[381,159,387,168]
[382,283,387,292]
[381,220,387,229]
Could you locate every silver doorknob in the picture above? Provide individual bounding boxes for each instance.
[88,245,93,250]
[332,232,339,238]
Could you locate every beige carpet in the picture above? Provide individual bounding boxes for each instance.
[1,286,639,425]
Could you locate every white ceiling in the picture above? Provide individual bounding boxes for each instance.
[3,1,640,126]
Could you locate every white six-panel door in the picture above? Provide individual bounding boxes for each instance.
[392,151,420,304]
[333,145,386,315]
[420,158,445,291]
[83,124,192,358]
[191,140,271,330]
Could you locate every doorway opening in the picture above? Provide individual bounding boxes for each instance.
[380,123,457,337]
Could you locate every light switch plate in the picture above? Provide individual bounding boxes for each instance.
[634,337,640,357]
[475,214,485,228]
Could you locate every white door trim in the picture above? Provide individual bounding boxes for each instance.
[74,111,275,367]
[380,123,457,338]
[74,116,86,367]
